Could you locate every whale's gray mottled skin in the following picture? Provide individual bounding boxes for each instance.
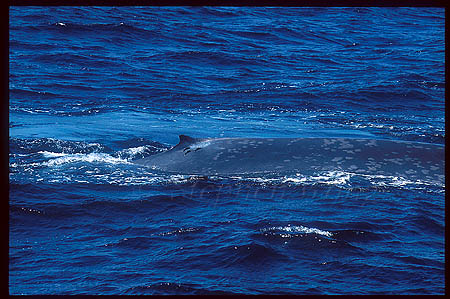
[134,135,445,184]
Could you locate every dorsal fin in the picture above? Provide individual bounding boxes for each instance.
[176,135,197,147]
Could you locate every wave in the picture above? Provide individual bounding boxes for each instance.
[125,282,238,295]
[42,152,130,167]
[10,194,199,223]
[10,106,110,116]
[9,88,60,98]
[10,137,110,155]
[261,225,333,238]
[14,20,158,41]
[151,49,260,68]
[221,242,287,267]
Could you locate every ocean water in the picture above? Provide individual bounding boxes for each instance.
[9,7,445,295]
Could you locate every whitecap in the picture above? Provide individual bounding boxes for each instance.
[43,153,130,166]
[38,151,68,158]
[262,225,333,238]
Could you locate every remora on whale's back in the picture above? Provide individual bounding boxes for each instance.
[134,135,445,184]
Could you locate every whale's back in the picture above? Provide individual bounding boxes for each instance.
[134,136,444,184]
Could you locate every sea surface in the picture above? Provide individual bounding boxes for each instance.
[9,7,445,295]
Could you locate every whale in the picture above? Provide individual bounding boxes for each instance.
[133,135,445,184]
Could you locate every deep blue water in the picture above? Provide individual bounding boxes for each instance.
[9,7,445,295]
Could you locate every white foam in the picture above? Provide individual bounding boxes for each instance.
[39,151,68,158]
[44,153,130,166]
[262,225,333,238]
[121,146,148,157]
[283,171,351,186]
